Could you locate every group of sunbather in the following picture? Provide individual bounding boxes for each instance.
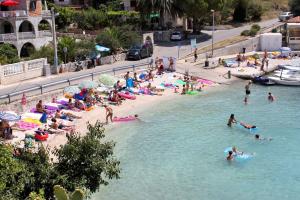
[180,75,202,95]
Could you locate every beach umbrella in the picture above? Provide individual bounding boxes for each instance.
[64,86,81,96]
[1,0,19,6]
[79,80,97,89]
[98,74,117,87]
[95,45,110,52]
[0,111,21,121]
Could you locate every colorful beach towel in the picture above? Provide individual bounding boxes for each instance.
[17,121,40,130]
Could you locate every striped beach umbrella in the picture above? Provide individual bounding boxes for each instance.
[79,80,98,89]
[0,111,21,121]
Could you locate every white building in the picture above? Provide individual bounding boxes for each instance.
[286,17,300,50]
[0,0,53,56]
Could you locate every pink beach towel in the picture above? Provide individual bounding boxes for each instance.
[17,121,39,130]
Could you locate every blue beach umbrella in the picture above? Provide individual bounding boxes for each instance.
[95,45,110,52]
[79,80,98,89]
[0,111,21,121]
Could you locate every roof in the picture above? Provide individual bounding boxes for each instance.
[287,16,300,23]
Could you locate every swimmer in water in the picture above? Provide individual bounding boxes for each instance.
[232,146,243,155]
[226,151,234,161]
[268,92,275,102]
[227,114,237,127]
[240,122,256,129]
[255,134,272,141]
[244,96,248,104]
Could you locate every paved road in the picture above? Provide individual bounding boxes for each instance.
[154,18,280,58]
[0,18,280,98]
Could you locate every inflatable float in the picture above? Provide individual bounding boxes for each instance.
[118,92,136,100]
[186,91,199,95]
[113,116,137,122]
[224,147,253,160]
[34,132,49,141]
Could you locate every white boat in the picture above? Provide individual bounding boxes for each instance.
[268,76,300,86]
[278,65,300,71]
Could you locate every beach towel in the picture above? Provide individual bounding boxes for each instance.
[17,121,40,130]
[23,118,42,125]
[126,78,134,88]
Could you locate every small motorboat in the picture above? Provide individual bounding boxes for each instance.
[268,76,300,86]
[253,76,276,85]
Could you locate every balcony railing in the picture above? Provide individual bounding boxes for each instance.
[19,32,35,39]
[0,33,17,42]
[38,31,52,37]
[0,10,27,18]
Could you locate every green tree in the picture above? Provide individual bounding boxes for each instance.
[0,44,20,65]
[53,121,120,193]
[96,27,122,53]
[0,144,28,199]
[289,0,300,16]
[53,185,85,200]
[58,36,76,62]
[50,4,75,30]
[233,0,248,22]
[30,45,57,65]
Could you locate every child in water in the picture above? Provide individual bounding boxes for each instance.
[227,114,237,127]
[227,151,234,161]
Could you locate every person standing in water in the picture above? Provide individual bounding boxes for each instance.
[268,92,275,102]
[245,81,251,96]
[227,151,234,161]
[227,114,237,127]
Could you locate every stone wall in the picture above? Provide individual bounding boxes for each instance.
[0,58,48,85]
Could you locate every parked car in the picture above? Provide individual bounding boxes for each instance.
[126,44,152,60]
[170,31,184,41]
[279,12,293,22]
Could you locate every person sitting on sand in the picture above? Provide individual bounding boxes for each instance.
[84,94,94,108]
[0,120,13,140]
[94,92,104,105]
[240,122,256,129]
[255,134,272,141]
[36,100,46,113]
[124,71,130,81]
[181,85,186,95]
[114,80,124,91]
[74,99,86,110]
[157,63,164,75]
[174,86,179,93]
[268,92,275,102]
[227,151,234,161]
[227,114,237,127]
[168,57,175,72]
[111,90,122,105]
[146,70,154,81]
[104,105,113,124]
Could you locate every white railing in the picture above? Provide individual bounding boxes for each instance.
[0,33,17,42]
[3,62,24,77]
[0,10,27,18]
[18,32,36,39]
[38,31,52,37]
[28,59,45,71]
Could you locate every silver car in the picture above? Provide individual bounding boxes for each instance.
[279,12,293,22]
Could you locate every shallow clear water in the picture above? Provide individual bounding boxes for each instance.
[93,83,300,200]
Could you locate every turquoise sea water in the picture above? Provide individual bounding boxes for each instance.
[93,82,300,200]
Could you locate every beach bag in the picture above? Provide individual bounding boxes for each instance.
[40,112,47,123]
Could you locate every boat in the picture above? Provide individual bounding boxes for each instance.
[252,76,276,85]
[268,76,300,86]
[278,65,300,71]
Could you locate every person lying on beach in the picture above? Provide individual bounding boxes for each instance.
[104,105,113,124]
[227,151,234,161]
[50,118,74,131]
[240,122,256,129]
[268,92,275,102]
[36,100,46,113]
[255,134,272,141]
[55,110,81,121]
[227,114,237,127]
[181,85,186,95]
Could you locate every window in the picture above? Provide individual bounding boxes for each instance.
[29,0,37,11]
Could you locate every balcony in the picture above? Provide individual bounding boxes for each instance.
[0,33,17,42]
[41,10,51,18]
[19,32,36,39]
[38,31,52,37]
[0,10,28,18]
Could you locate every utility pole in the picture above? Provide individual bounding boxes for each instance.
[51,7,58,74]
[211,10,215,58]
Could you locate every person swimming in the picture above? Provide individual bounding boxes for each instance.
[232,146,243,155]
[226,151,234,161]
[227,114,237,127]
[255,134,272,141]
[268,92,275,102]
[239,122,256,129]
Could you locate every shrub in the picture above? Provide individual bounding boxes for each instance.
[249,28,258,37]
[0,43,20,64]
[241,30,250,36]
[233,0,249,22]
[272,28,277,33]
[30,45,60,65]
[251,24,261,31]
[75,8,109,30]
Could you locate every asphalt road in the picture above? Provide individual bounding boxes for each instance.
[0,18,280,98]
